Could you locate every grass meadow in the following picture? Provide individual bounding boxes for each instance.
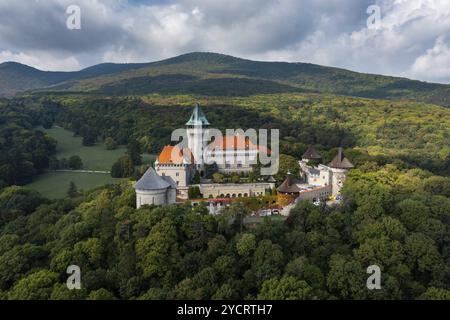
[26,126,156,199]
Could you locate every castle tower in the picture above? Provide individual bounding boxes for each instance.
[277,171,301,206]
[299,145,323,183]
[134,167,177,208]
[301,145,322,163]
[328,148,354,197]
[186,103,210,174]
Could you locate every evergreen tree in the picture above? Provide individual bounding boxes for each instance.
[111,156,135,178]
[188,186,202,199]
[127,140,142,165]
[192,171,201,184]
[81,126,97,147]
[67,181,78,198]
[68,156,83,170]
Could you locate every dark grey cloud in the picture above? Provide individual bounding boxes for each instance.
[0,0,130,53]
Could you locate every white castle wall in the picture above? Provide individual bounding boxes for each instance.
[299,160,349,197]
[198,183,275,199]
[330,168,348,196]
[156,163,191,187]
[206,149,258,174]
[136,188,172,208]
[307,164,331,187]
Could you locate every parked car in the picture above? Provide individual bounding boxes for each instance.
[260,210,272,217]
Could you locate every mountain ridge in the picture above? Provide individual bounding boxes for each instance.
[0,52,449,106]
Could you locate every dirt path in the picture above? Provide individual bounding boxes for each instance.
[46,169,111,174]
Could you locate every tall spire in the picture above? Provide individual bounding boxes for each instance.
[186,103,210,126]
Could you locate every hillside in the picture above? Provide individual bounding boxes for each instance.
[0,61,148,97]
[0,53,449,106]
[0,62,72,97]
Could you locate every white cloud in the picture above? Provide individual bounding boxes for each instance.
[0,50,80,71]
[409,36,450,83]
[0,0,448,83]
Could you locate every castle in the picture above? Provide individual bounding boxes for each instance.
[300,145,354,197]
[277,146,354,206]
[135,104,354,210]
[154,103,264,184]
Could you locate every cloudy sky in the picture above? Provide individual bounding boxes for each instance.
[0,0,449,83]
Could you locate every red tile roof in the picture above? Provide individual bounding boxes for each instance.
[158,145,194,164]
[208,135,271,155]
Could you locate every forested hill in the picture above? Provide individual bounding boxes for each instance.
[1,52,449,106]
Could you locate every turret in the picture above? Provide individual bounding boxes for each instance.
[301,146,322,163]
[134,167,177,208]
[328,148,354,196]
[186,103,210,172]
[328,147,354,170]
[277,171,301,206]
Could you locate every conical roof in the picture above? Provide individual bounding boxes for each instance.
[277,173,301,193]
[186,103,210,126]
[328,148,354,169]
[134,167,171,190]
[302,146,322,160]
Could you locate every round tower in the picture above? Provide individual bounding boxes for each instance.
[134,167,176,208]
[328,148,354,197]
[277,172,301,206]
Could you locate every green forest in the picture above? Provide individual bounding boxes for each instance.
[0,84,449,299]
[0,162,449,299]
[2,92,449,190]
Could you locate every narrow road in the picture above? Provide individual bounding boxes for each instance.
[46,169,111,174]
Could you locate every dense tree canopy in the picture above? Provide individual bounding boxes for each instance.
[0,91,448,300]
[0,99,57,186]
[0,162,448,300]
